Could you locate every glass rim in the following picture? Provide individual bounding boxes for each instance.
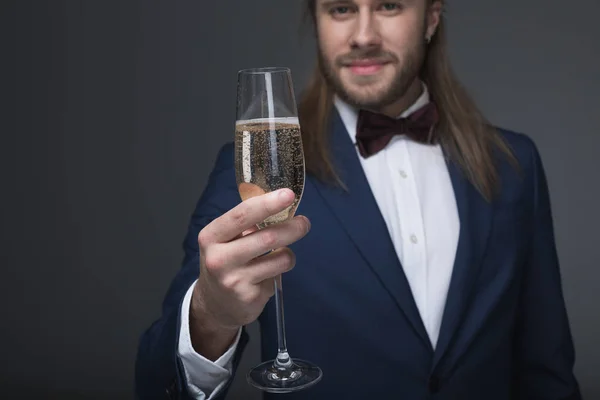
[238,67,291,75]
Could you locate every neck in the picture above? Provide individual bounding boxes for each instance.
[379,78,423,118]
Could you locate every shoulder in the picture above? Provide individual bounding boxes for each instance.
[194,141,238,215]
[493,126,539,164]
[492,126,546,178]
[212,141,235,172]
[199,141,237,196]
[490,126,549,206]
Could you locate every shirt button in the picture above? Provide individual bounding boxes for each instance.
[399,170,408,178]
[410,234,418,244]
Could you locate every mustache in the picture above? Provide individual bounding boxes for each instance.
[336,49,397,66]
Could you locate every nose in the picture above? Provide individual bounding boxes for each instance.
[350,8,381,49]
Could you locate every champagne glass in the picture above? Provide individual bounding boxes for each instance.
[234,67,322,393]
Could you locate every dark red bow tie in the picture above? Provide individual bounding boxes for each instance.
[355,102,439,158]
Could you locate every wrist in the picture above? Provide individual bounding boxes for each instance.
[189,281,239,360]
[191,280,239,332]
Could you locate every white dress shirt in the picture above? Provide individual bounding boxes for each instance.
[178,83,460,399]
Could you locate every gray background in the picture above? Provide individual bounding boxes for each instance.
[2,0,598,399]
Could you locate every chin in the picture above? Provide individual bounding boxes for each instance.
[324,64,396,108]
[340,91,388,109]
[338,80,392,107]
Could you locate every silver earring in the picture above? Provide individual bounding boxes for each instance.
[426,35,432,44]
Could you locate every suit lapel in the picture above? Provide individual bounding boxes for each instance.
[310,111,433,352]
[432,157,493,369]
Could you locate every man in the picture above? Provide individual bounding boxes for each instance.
[136,0,582,399]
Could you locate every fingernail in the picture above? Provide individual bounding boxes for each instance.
[278,189,293,201]
[303,216,311,231]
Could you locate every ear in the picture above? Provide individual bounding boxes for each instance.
[425,1,443,41]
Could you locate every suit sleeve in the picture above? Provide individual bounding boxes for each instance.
[513,140,581,400]
[134,143,250,400]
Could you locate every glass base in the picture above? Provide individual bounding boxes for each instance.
[247,359,323,393]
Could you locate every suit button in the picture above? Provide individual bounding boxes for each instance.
[428,375,441,393]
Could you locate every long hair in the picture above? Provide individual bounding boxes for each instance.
[297,0,516,201]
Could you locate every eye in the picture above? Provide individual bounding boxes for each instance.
[328,4,357,20]
[330,6,351,15]
[379,2,402,13]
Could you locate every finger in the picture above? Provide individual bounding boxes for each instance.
[219,215,309,267]
[245,248,296,285]
[200,188,296,245]
[238,225,259,239]
[258,277,276,300]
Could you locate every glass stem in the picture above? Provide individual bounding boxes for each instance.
[273,274,292,370]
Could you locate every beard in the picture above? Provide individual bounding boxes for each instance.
[318,42,426,112]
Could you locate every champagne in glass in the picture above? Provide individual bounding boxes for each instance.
[235,119,304,227]
[234,67,322,393]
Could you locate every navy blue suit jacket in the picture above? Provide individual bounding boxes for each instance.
[135,111,581,400]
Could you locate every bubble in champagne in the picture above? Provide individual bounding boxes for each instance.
[234,118,305,227]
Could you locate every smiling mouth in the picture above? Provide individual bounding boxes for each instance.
[345,60,390,76]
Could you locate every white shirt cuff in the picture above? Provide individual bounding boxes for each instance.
[178,279,242,400]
